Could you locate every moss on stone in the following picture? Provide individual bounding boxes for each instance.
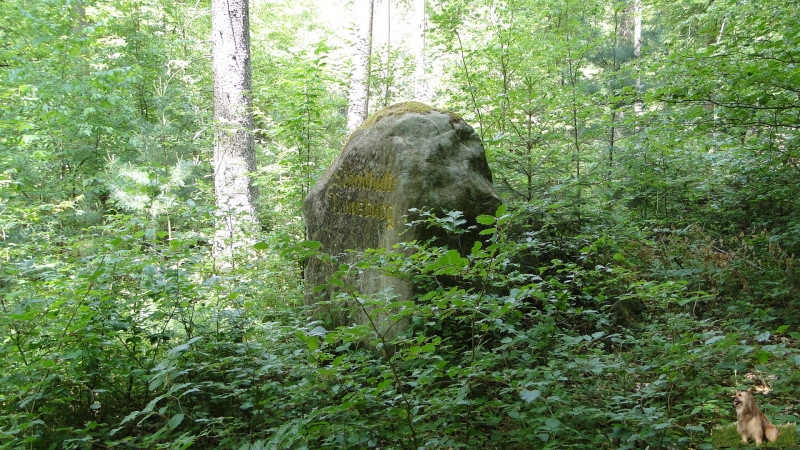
[358,101,461,131]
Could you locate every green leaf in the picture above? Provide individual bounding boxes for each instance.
[142,395,166,414]
[377,378,393,391]
[303,240,322,249]
[497,214,511,226]
[520,389,540,403]
[305,336,319,352]
[654,422,672,430]
[119,410,141,426]
[544,417,562,430]
[168,413,184,429]
[169,336,202,355]
[253,241,269,250]
[476,214,495,225]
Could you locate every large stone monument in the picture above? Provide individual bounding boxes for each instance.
[302,102,502,337]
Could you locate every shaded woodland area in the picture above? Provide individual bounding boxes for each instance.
[1,0,799,448]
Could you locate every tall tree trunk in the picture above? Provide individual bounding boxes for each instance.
[211,0,258,264]
[346,0,375,132]
[381,0,391,107]
[633,0,643,118]
[413,0,429,103]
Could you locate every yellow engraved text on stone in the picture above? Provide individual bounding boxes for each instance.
[331,171,397,192]
[329,171,396,228]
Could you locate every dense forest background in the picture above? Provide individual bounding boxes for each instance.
[1,0,799,448]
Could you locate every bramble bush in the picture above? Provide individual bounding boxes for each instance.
[259,207,799,449]
[1,206,798,448]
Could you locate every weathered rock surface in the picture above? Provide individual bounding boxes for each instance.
[302,102,501,336]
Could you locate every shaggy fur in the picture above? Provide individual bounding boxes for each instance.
[733,390,780,445]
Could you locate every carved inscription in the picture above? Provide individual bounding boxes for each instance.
[332,171,396,192]
[329,171,397,227]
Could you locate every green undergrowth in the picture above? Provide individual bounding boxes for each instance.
[1,207,799,448]
[712,422,797,448]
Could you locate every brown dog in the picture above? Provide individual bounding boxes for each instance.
[733,390,780,445]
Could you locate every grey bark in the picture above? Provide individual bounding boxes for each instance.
[346,0,375,132]
[211,0,258,262]
[413,0,430,103]
[633,0,643,117]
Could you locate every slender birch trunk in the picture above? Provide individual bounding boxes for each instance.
[413,0,430,103]
[633,0,643,118]
[346,0,375,132]
[382,0,391,107]
[211,0,258,264]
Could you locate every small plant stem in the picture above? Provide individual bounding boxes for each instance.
[345,286,420,450]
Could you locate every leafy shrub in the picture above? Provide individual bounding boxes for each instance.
[2,207,799,449]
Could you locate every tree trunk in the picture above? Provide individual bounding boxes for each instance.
[633,0,643,118]
[211,0,258,264]
[346,0,375,132]
[381,0,391,107]
[413,0,430,103]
